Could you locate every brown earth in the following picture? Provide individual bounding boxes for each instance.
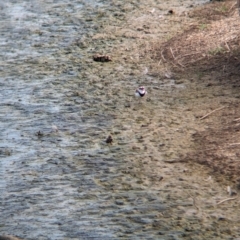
[153,0,240,187]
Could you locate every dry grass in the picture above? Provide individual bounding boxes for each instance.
[188,104,240,188]
[150,0,240,187]
[153,1,240,70]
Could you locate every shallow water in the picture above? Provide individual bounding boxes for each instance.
[1,0,239,239]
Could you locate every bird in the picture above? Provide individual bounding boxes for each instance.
[135,86,147,98]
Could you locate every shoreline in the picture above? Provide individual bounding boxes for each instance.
[1,0,240,239]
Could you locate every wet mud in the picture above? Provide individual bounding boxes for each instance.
[0,0,240,239]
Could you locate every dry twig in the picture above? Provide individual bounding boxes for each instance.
[233,117,240,121]
[175,52,201,60]
[225,41,231,52]
[216,197,237,205]
[200,106,225,120]
[228,142,240,146]
[169,47,185,67]
[170,47,176,60]
[176,61,185,68]
[228,2,237,13]
[161,50,166,61]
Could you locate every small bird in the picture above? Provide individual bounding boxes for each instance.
[135,86,147,98]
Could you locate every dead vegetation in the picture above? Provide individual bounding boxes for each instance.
[188,103,240,188]
[153,0,240,71]
[152,0,240,187]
